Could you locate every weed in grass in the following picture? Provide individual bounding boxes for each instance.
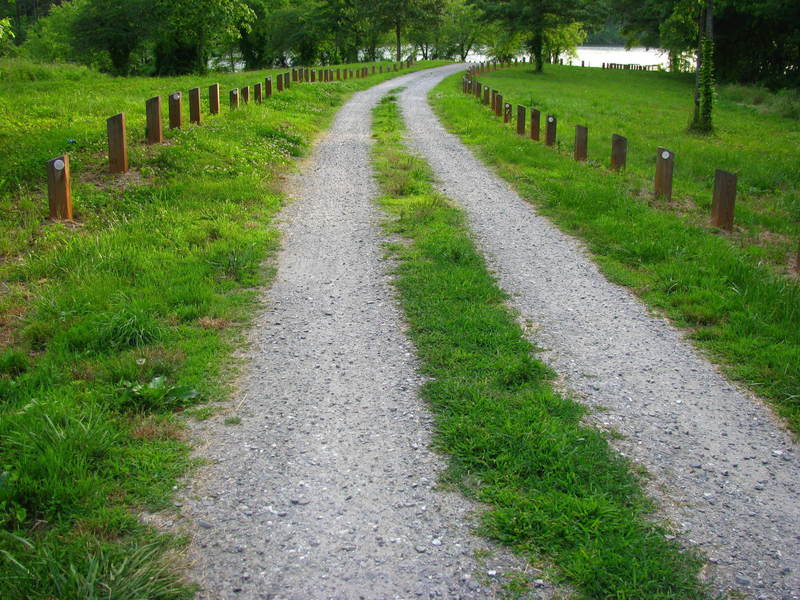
[372,92,709,599]
[223,416,242,426]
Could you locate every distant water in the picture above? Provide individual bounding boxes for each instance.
[467,46,670,69]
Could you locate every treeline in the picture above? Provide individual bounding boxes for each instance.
[1,0,798,89]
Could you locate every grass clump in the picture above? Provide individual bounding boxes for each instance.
[431,67,800,435]
[371,92,708,599]
[0,58,448,598]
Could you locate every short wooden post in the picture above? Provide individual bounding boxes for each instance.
[710,169,737,231]
[574,125,588,161]
[504,102,511,124]
[242,86,249,104]
[483,86,490,105]
[230,88,239,109]
[209,83,220,115]
[495,94,503,117]
[189,87,201,125]
[254,82,263,103]
[372,65,376,74]
[304,67,310,81]
[265,77,273,98]
[530,109,541,141]
[337,68,341,80]
[168,92,182,129]
[47,155,72,220]
[277,73,284,92]
[145,96,163,145]
[611,134,627,172]
[516,105,526,135]
[490,89,496,110]
[311,69,316,82]
[292,69,297,82]
[654,147,675,200]
[545,115,557,146]
[284,72,290,88]
[107,113,128,173]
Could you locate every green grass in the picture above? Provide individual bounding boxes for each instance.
[432,66,800,434]
[0,57,448,599]
[371,90,709,600]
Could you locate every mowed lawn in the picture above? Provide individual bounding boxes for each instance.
[432,65,800,433]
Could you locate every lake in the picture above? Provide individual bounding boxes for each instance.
[467,46,671,69]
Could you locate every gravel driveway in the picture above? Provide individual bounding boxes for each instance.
[398,68,800,600]
[181,64,542,600]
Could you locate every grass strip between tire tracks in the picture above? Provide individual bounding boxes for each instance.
[0,60,449,600]
[371,90,709,599]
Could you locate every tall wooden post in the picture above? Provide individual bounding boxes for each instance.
[483,86,490,105]
[145,96,163,145]
[189,87,201,125]
[516,105,526,135]
[265,77,272,98]
[277,73,284,92]
[654,147,675,200]
[254,82,263,104]
[545,115,557,146]
[284,72,290,88]
[209,83,220,115]
[337,68,341,80]
[495,94,503,117]
[504,102,512,124]
[230,88,239,109]
[107,113,128,173]
[47,155,72,220]
[168,92,182,129]
[530,109,541,141]
[611,134,627,172]
[311,69,316,82]
[710,170,737,231]
[242,86,249,104]
[574,125,588,161]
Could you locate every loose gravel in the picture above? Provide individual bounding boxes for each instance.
[398,69,800,599]
[180,65,546,600]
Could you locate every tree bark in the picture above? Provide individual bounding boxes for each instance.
[396,23,402,61]
[531,28,544,72]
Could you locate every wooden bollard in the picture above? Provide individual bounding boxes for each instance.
[545,115,557,146]
[490,89,497,110]
[495,94,503,117]
[265,77,273,98]
[311,69,316,82]
[530,109,541,141]
[611,134,627,171]
[145,96,163,145]
[107,113,128,173]
[574,125,588,161]
[168,92,182,129]
[710,169,737,231]
[209,83,220,115]
[504,102,511,124]
[189,87,201,124]
[483,86,490,105]
[516,105,525,135]
[277,73,284,91]
[254,82,263,103]
[304,67,310,81]
[337,68,341,80]
[230,88,239,109]
[242,86,249,104]
[654,147,675,200]
[47,155,72,220]
[475,81,482,100]
[292,69,297,82]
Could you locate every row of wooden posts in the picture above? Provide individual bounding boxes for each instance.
[461,71,739,232]
[46,60,415,221]
[602,63,661,71]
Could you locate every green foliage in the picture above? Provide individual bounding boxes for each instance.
[433,66,800,432]
[372,92,708,599]
[0,16,14,56]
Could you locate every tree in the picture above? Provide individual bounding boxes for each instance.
[438,0,483,61]
[371,0,444,61]
[0,16,14,55]
[470,0,604,72]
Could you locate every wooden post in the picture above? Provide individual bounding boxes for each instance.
[168,92,182,129]
[490,89,496,110]
[209,83,220,115]
[285,72,290,88]
[265,77,272,98]
[530,109,541,141]
[304,67,310,81]
[311,69,316,82]
[189,87,201,125]
[516,105,526,135]
[483,86,490,105]
[292,69,297,82]
[145,96,163,145]
[277,73,284,92]
[504,102,511,124]
[47,155,72,220]
[242,86,249,104]
[545,115,557,146]
[107,113,128,173]
[495,94,503,117]
[574,125,588,161]
[230,88,239,109]
[710,169,737,231]
[372,65,376,74]
[611,134,627,172]
[254,82,263,104]
[337,68,341,80]
[654,147,675,201]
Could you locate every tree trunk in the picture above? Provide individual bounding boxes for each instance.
[395,24,402,61]
[531,28,544,72]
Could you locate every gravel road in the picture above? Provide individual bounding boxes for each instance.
[397,68,800,599]
[181,65,546,600]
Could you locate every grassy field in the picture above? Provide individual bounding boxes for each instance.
[372,89,708,599]
[0,57,448,599]
[431,65,800,434]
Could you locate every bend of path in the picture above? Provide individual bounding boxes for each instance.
[182,64,541,600]
[397,70,800,599]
